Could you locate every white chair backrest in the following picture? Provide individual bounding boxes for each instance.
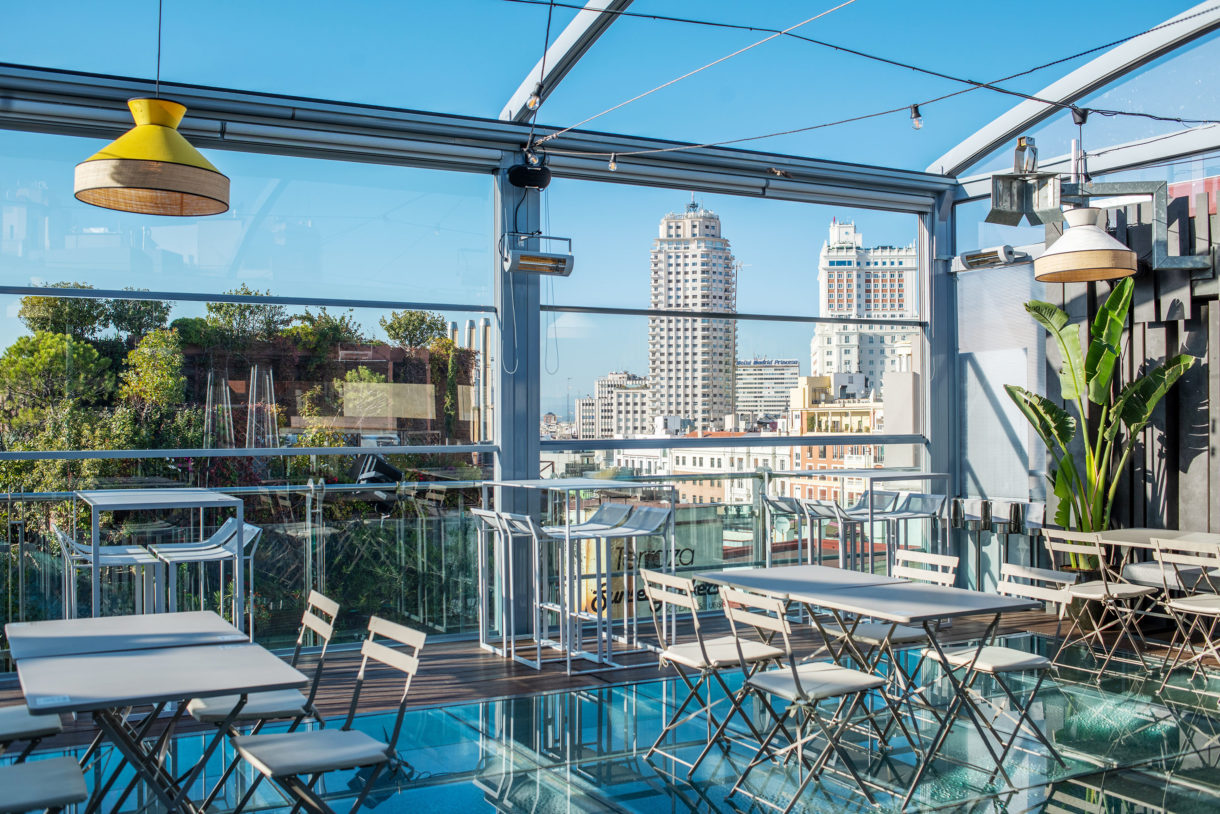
[299,589,339,644]
[1042,528,1113,585]
[346,615,426,744]
[892,548,959,587]
[720,586,792,668]
[469,507,507,537]
[639,569,710,659]
[205,517,241,548]
[620,506,671,535]
[763,495,802,515]
[1152,538,1220,594]
[998,562,1077,612]
[798,499,838,520]
[582,503,632,527]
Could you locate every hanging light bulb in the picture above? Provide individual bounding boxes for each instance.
[526,83,542,111]
[526,150,541,167]
[608,154,618,172]
[74,98,229,216]
[1034,207,1136,282]
[909,104,923,131]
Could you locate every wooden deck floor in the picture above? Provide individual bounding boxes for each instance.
[0,609,1066,752]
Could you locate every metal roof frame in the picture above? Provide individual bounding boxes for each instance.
[929,2,1220,178]
[0,62,952,212]
[500,0,633,123]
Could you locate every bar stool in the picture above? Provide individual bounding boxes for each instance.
[761,495,804,565]
[952,498,992,590]
[52,525,160,618]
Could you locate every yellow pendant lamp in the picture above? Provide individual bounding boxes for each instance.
[74,97,229,216]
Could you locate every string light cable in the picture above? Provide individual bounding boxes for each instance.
[525,0,556,153]
[507,0,1220,160]
[533,0,861,146]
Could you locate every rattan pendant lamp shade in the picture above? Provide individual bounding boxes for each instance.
[73,98,229,216]
[1033,207,1136,283]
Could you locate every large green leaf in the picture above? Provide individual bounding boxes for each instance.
[1052,462,1077,528]
[1111,353,1198,437]
[1005,384,1077,453]
[1026,301,1086,402]
[1085,279,1133,405]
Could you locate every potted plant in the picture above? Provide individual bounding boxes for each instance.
[1005,278,1196,538]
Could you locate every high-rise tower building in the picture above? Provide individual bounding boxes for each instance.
[648,201,737,431]
[810,220,919,389]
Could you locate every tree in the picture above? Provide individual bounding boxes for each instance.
[380,309,447,349]
[0,332,114,432]
[119,329,187,409]
[280,307,367,362]
[18,282,110,340]
[108,289,171,345]
[205,284,290,346]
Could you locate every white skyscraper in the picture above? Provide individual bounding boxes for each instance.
[810,220,919,390]
[648,201,737,431]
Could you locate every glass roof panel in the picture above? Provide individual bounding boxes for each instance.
[957,28,1220,179]
[1,1,1205,171]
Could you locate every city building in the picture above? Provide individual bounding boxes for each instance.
[810,221,920,387]
[648,201,737,431]
[573,371,650,440]
[734,357,800,422]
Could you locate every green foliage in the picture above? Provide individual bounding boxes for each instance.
[18,282,109,339]
[0,332,114,433]
[119,329,187,408]
[1008,278,1198,531]
[205,284,290,347]
[380,309,447,349]
[281,307,366,348]
[108,290,171,345]
[169,317,216,347]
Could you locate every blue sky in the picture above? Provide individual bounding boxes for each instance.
[1,1,1210,415]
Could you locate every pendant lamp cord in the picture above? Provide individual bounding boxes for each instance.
[155,0,163,97]
[525,1,555,151]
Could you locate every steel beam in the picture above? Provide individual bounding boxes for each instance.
[500,0,634,123]
[928,2,1220,177]
[0,64,953,208]
[955,124,1220,202]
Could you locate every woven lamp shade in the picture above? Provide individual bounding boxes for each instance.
[74,98,229,216]
[1034,207,1136,283]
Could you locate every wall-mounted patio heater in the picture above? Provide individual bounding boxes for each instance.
[985,137,1063,226]
[504,234,575,276]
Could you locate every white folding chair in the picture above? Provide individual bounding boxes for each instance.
[1152,537,1220,690]
[640,569,783,778]
[725,599,890,811]
[232,616,426,814]
[0,703,64,763]
[1045,529,1157,673]
[918,563,1077,771]
[191,590,340,811]
[0,756,88,814]
[541,502,632,537]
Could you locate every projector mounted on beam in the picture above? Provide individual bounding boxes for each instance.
[503,234,575,277]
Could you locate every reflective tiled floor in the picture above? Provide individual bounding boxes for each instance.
[19,634,1220,812]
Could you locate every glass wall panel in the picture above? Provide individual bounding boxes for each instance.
[0,294,494,492]
[539,180,921,316]
[0,129,494,304]
[955,264,1048,501]
[541,312,924,440]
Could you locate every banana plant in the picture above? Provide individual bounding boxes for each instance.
[1005,277,1197,532]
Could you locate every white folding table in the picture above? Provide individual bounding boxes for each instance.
[8,612,305,814]
[695,566,1042,807]
[5,609,245,660]
[75,488,246,630]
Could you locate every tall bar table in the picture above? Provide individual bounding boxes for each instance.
[75,489,246,631]
[479,477,677,674]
